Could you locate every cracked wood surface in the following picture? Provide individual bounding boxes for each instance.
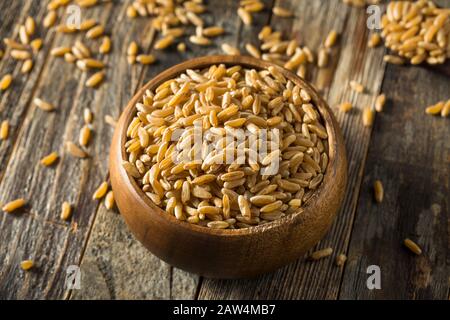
[0,0,448,300]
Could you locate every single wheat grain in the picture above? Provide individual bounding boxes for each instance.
[404,238,422,255]
[0,74,12,91]
[339,102,352,113]
[373,180,384,203]
[93,181,108,200]
[40,152,59,166]
[273,6,293,17]
[0,120,9,140]
[336,254,347,266]
[105,191,115,209]
[310,247,333,260]
[34,98,55,111]
[60,201,72,220]
[2,198,26,213]
[20,260,34,271]
[99,36,111,54]
[375,94,386,112]
[363,107,374,127]
[67,141,87,158]
[86,71,105,87]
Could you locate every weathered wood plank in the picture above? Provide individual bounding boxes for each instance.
[72,0,249,300]
[0,0,154,299]
[198,0,388,299]
[0,213,85,299]
[339,62,450,299]
[0,0,58,181]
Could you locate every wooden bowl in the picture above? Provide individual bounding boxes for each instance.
[110,55,347,278]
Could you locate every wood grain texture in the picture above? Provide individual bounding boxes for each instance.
[339,63,450,300]
[0,0,154,299]
[198,0,388,300]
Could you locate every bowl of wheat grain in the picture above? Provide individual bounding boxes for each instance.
[109,55,347,278]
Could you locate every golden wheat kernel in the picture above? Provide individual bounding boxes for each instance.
[375,94,386,112]
[368,33,381,48]
[86,71,105,88]
[86,25,104,39]
[51,47,71,57]
[105,115,117,127]
[34,98,55,111]
[127,55,136,65]
[245,43,261,58]
[317,48,329,68]
[11,49,31,60]
[1,120,9,140]
[203,26,225,37]
[137,54,156,65]
[3,38,26,50]
[339,102,352,113]
[30,38,43,53]
[425,101,444,115]
[21,59,33,74]
[2,198,26,213]
[83,108,93,124]
[99,36,111,54]
[78,0,98,8]
[19,25,30,45]
[404,238,422,255]
[177,42,187,52]
[93,181,108,200]
[20,260,34,271]
[237,7,252,25]
[25,16,36,36]
[79,19,97,31]
[273,6,293,17]
[221,43,240,55]
[310,247,333,260]
[127,41,138,56]
[43,10,57,28]
[40,152,59,166]
[189,35,211,46]
[56,24,77,33]
[64,53,76,63]
[66,141,88,158]
[383,54,405,65]
[336,254,347,267]
[350,80,364,93]
[363,107,374,127]
[325,30,338,48]
[0,74,12,91]
[155,35,174,50]
[373,180,384,203]
[441,100,450,117]
[105,191,115,210]
[79,125,91,146]
[127,5,138,18]
[60,201,72,221]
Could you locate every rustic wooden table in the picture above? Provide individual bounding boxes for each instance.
[0,0,449,300]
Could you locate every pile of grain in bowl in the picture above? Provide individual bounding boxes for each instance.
[123,64,329,229]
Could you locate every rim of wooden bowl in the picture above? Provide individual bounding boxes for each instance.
[115,55,345,238]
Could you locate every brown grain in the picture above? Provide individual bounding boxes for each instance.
[404,238,422,255]
[60,201,72,221]
[0,120,9,140]
[310,247,333,260]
